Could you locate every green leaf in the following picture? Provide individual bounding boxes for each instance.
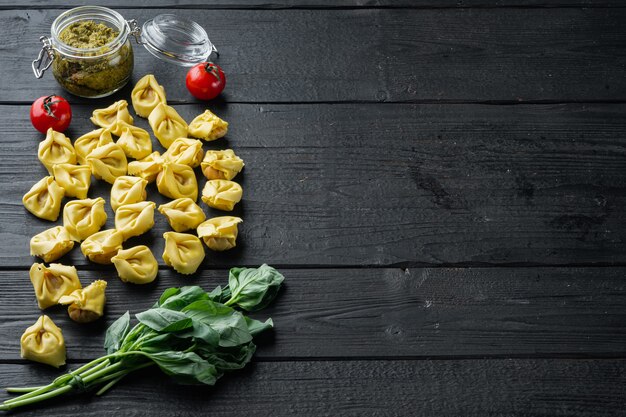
[136,308,193,333]
[147,351,219,385]
[182,300,252,347]
[159,286,210,311]
[208,285,232,304]
[228,264,284,311]
[196,342,256,372]
[104,311,130,354]
[156,287,180,307]
[245,317,274,336]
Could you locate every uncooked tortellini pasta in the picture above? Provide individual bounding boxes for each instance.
[201,180,243,211]
[111,245,158,284]
[74,128,113,165]
[63,197,107,241]
[58,280,107,323]
[38,128,77,174]
[127,151,164,183]
[80,229,124,264]
[115,201,156,240]
[201,149,244,181]
[90,100,134,132]
[148,103,188,148]
[53,163,91,199]
[29,262,82,309]
[87,142,128,184]
[30,226,75,262]
[162,138,204,167]
[188,110,228,141]
[131,74,167,118]
[115,122,153,160]
[20,315,66,367]
[23,176,65,221]
[111,175,148,211]
[158,198,206,232]
[156,163,198,200]
[197,216,243,251]
[162,232,205,275]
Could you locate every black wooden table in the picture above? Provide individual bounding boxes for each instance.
[1,1,625,416]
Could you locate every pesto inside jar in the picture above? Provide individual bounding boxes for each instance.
[52,20,133,98]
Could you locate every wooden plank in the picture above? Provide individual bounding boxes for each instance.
[2,103,626,267]
[1,267,626,360]
[1,8,626,103]
[0,359,625,416]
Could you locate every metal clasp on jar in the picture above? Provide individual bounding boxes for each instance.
[32,36,55,79]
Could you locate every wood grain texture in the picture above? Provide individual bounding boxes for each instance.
[1,103,626,267]
[0,359,625,416]
[1,8,625,103]
[1,267,626,360]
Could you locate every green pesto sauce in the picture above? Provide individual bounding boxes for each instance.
[59,21,118,49]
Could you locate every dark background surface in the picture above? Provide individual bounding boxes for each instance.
[1,1,625,416]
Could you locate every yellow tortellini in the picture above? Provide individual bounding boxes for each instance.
[115,201,156,240]
[111,245,158,284]
[87,142,128,184]
[127,151,164,183]
[38,128,77,174]
[156,163,198,200]
[201,149,244,181]
[111,175,148,211]
[115,122,153,160]
[162,138,204,167]
[162,232,205,275]
[58,280,107,323]
[30,226,75,262]
[74,128,113,165]
[63,197,107,241]
[90,100,134,132]
[53,163,91,199]
[188,110,229,141]
[158,198,206,232]
[80,229,124,264]
[23,176,65,221]
[148,103,188,149]
[20,315,66,367]
[29,262,82,309]
[131,74,167,118]
[197,216,243,251]
[201,179,243,211]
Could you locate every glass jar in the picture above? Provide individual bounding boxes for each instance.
[33,6,218,99]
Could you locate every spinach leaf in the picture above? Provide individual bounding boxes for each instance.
[158,286,210,311]
[136,308,193,332]
[227,264,284,311]
[208,285,231,304]
[244,317,274,336]
[104,311,130,354]
[196,342,256,372]
[147,351,219,385]
[182,300,252,347]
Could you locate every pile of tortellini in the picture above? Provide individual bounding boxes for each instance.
[20,74,246,367]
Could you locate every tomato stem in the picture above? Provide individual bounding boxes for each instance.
[204,62,221,83]
[42,95,60,120]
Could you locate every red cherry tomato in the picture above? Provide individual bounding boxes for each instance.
[186,62,226,100]
[30,95,72,133]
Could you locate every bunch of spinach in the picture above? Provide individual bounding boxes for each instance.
[0,264,284,411]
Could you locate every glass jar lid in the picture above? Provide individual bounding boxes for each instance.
[139,14,217,66]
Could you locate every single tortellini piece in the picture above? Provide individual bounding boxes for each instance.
[80,229,124,264]
[87,142,128,184]
[148,103,188,149]
[74,128,113,165]
[58,280,107,323]
[63,197,107,241]
[158,198,206,232]
[23,176,65,221]
[197,216,243,251]
[111,175,148,211]
[29,262,82,309]
[20,315,66,367]
[115,201,156,240]
[162,138,204,167]
[201,179,243,211]
[115,121,153,160]
[162,232,205,275]
[90,100,134,132]
[53,163,91,199]
[156,163,198,200]
[127,151,164,183]
[131,74,167,118]
[30,226,75,262]
[188,110,228,141]
[201,149,244,181]
[38,128,77,174]
[111,245,158,284]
